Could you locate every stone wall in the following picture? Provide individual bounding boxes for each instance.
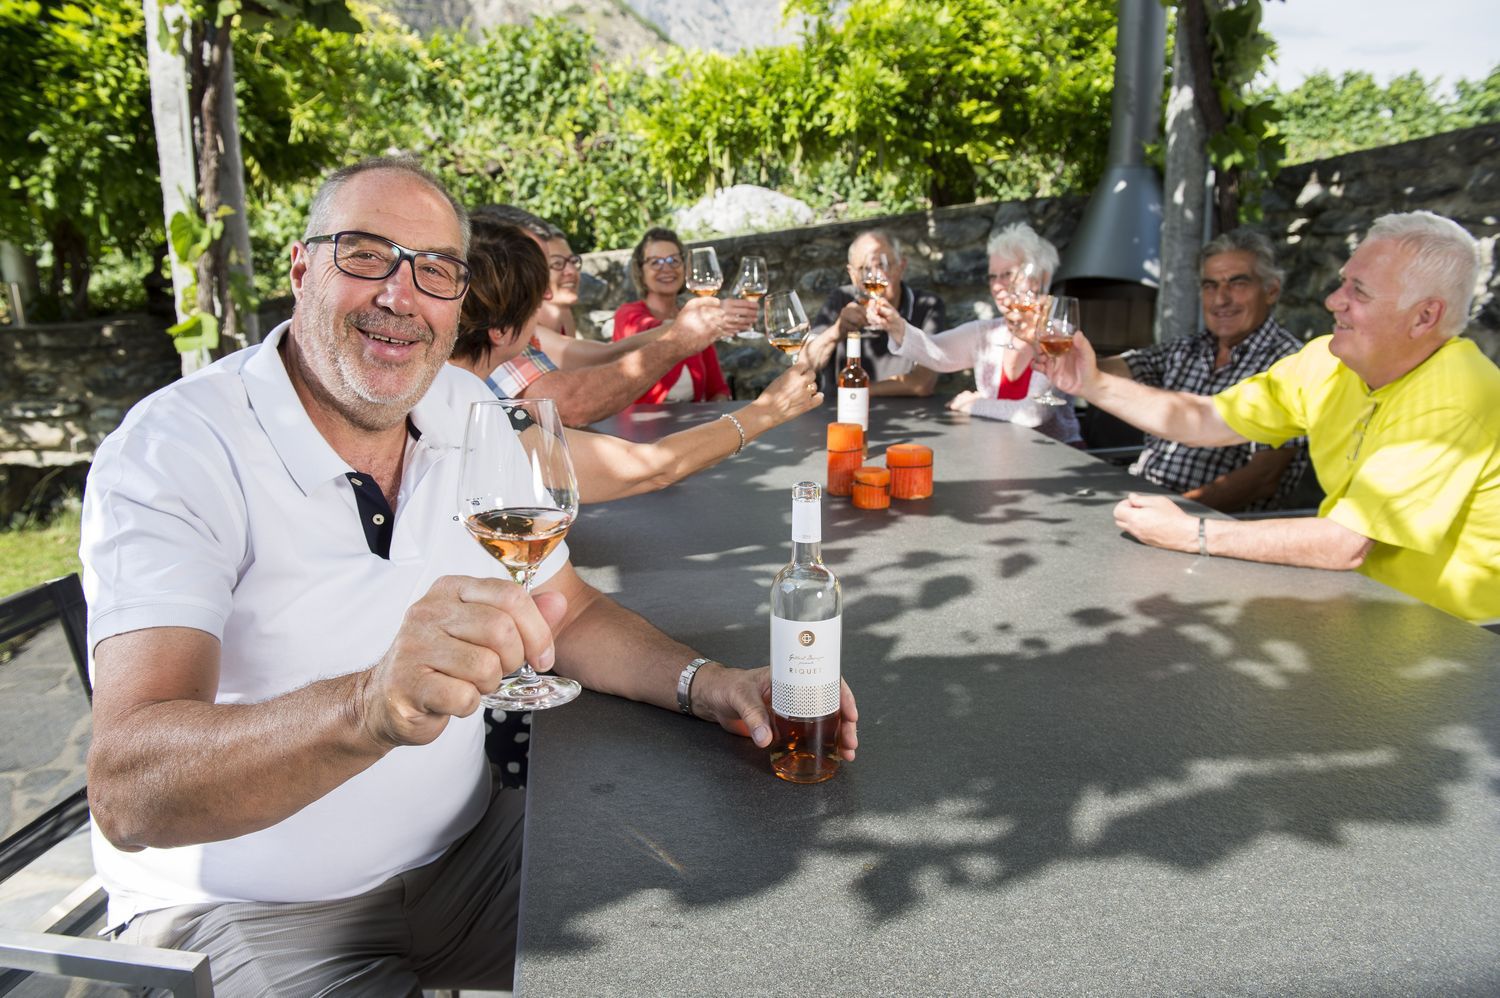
[0,315,179,518]
[2,123,1496,518]
[1261,121,1500,363]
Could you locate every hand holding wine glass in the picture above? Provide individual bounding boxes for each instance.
[687,247,723,298]
[457,398,581,710]
[1034,295,1079,407]
[730,255,769,339]
[765,290,811,363]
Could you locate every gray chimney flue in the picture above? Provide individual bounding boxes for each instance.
[1053,0,1167,289]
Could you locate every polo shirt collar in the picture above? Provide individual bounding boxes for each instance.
[241,320,456,498]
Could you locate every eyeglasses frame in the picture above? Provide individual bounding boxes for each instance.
[304,230,472,301]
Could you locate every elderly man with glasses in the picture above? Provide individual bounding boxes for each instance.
[78,157,861,996]
[801,229,947,398]
[1039,211,1500,626]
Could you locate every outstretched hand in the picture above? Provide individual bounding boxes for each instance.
[1032,327,1097,396]
[750,359,824,426]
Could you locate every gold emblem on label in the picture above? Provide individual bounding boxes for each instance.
[798,630,815,647]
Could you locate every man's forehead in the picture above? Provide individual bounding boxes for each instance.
[849,236,892,260]
[324,170,462,253]
[1202,250,1259,280]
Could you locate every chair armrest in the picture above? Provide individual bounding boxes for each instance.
[0,927,211,998]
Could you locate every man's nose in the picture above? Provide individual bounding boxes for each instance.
[375,259,420,314]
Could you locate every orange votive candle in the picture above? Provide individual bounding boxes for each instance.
[851,465,891,510]
[827,422,864,497]
[885,443,933,500]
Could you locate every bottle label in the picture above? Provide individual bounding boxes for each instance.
[837,387,869,430]
[771,614,841,717]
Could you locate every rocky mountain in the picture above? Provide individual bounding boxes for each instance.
[382,0,804,58]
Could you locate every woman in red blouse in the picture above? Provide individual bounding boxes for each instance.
[612,227,731,404]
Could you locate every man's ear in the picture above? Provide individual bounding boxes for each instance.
[1264,280,1282,307]
[1411,297,1446,339]
[289,242,310,304]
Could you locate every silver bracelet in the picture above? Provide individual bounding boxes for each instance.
[676,657,711,715]
[1197,516,1210,557]
[719,413,746,455]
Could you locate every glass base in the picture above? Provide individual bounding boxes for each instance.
[1034,393,1069,407]
[736,330,765,340]
[479,672,581,711]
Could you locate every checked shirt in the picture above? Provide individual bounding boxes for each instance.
[1121,317,1309,511]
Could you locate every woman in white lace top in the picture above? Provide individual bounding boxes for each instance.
[865,222,1082,444]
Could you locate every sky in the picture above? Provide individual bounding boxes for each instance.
[1257,0,1498,94]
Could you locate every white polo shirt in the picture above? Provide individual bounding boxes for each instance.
[81,321,565,925]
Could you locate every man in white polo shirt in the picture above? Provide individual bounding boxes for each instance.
[79,157,861,996]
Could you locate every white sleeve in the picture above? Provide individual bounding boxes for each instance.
[967,396,1046,429]
[887,319,992,373]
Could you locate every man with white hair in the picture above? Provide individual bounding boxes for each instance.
[802,228,945,397]
[1040,211,1500,624]
[1098,229,1309,512]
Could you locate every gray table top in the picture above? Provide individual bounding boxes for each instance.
[517,400,1500,996]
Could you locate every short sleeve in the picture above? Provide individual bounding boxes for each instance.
[1121,343,1167,387]
[1212,350,1317,447]
[612,301,663,341]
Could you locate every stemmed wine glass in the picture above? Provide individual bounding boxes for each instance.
[687,247,723,298]
[457,398,581,710]
[858,253,890,339]
[730,255,768,339]
[764,290,810,363]
[1006,261,1046,345]
[1035,295,1080,407]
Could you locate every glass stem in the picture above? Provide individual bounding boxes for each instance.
[512,564,541,687]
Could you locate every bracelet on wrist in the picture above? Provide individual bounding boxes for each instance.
[719,413,746,456]
[1197,516,1210,558]
[676,657,711,715]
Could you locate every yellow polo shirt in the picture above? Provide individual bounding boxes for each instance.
[1213,335,1500,623]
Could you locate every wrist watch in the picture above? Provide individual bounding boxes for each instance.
[676,657,711,715]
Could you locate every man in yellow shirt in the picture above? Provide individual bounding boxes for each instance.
[1041,211,1499,624]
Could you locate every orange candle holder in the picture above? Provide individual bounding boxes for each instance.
[885,443,933,500]
[826,422,864,497]
[851,465,891,510]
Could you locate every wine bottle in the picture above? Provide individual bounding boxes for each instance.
[836,332,870,431]
[769,481,842,784]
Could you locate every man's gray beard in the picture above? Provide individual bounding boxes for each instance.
[295,299,451,433]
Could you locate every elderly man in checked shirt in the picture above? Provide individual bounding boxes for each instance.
[1098,229,1308,513]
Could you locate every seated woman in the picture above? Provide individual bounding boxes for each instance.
[612,227,732,404]
[866,222,1083,445]
[451,217,823,504]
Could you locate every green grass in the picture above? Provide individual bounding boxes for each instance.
[0,502,83,596]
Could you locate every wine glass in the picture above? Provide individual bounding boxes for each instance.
[1006,261,1045,345]
[730,255,768,339]
[764,290,810,363]
[687,247,723,298]
[457,398,581,710]
[1035,295,1080,407]
[858,253,891,339]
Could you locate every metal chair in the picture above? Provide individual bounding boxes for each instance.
[0,575,212,997]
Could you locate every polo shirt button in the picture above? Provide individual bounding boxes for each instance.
[351,477,363,486]
[372,513,386,525]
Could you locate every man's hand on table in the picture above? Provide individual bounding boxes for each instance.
[356,575,567,750]
[1113,493,1198,553]
[689,663,860,762]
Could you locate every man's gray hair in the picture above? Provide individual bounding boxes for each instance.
[1200,228,1283,289]
[849,229,905,266]
[304,157,471,254]
[1365,211,1480,338]
[986,222,1059,280]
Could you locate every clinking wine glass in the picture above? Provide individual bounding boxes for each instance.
[765,290,811,363]
[858,253,890,339]
[1006,261,1045,343]
[1035,294,1080,407]
[687,247,723,298]
[457,398,581,710]
[731,255,769,339]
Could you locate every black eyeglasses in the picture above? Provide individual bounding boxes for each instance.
[304,230,471,300]
[549,254,583,272]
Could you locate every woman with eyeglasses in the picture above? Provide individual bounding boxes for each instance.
[612,227,732,404]
[450,218,822,503]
